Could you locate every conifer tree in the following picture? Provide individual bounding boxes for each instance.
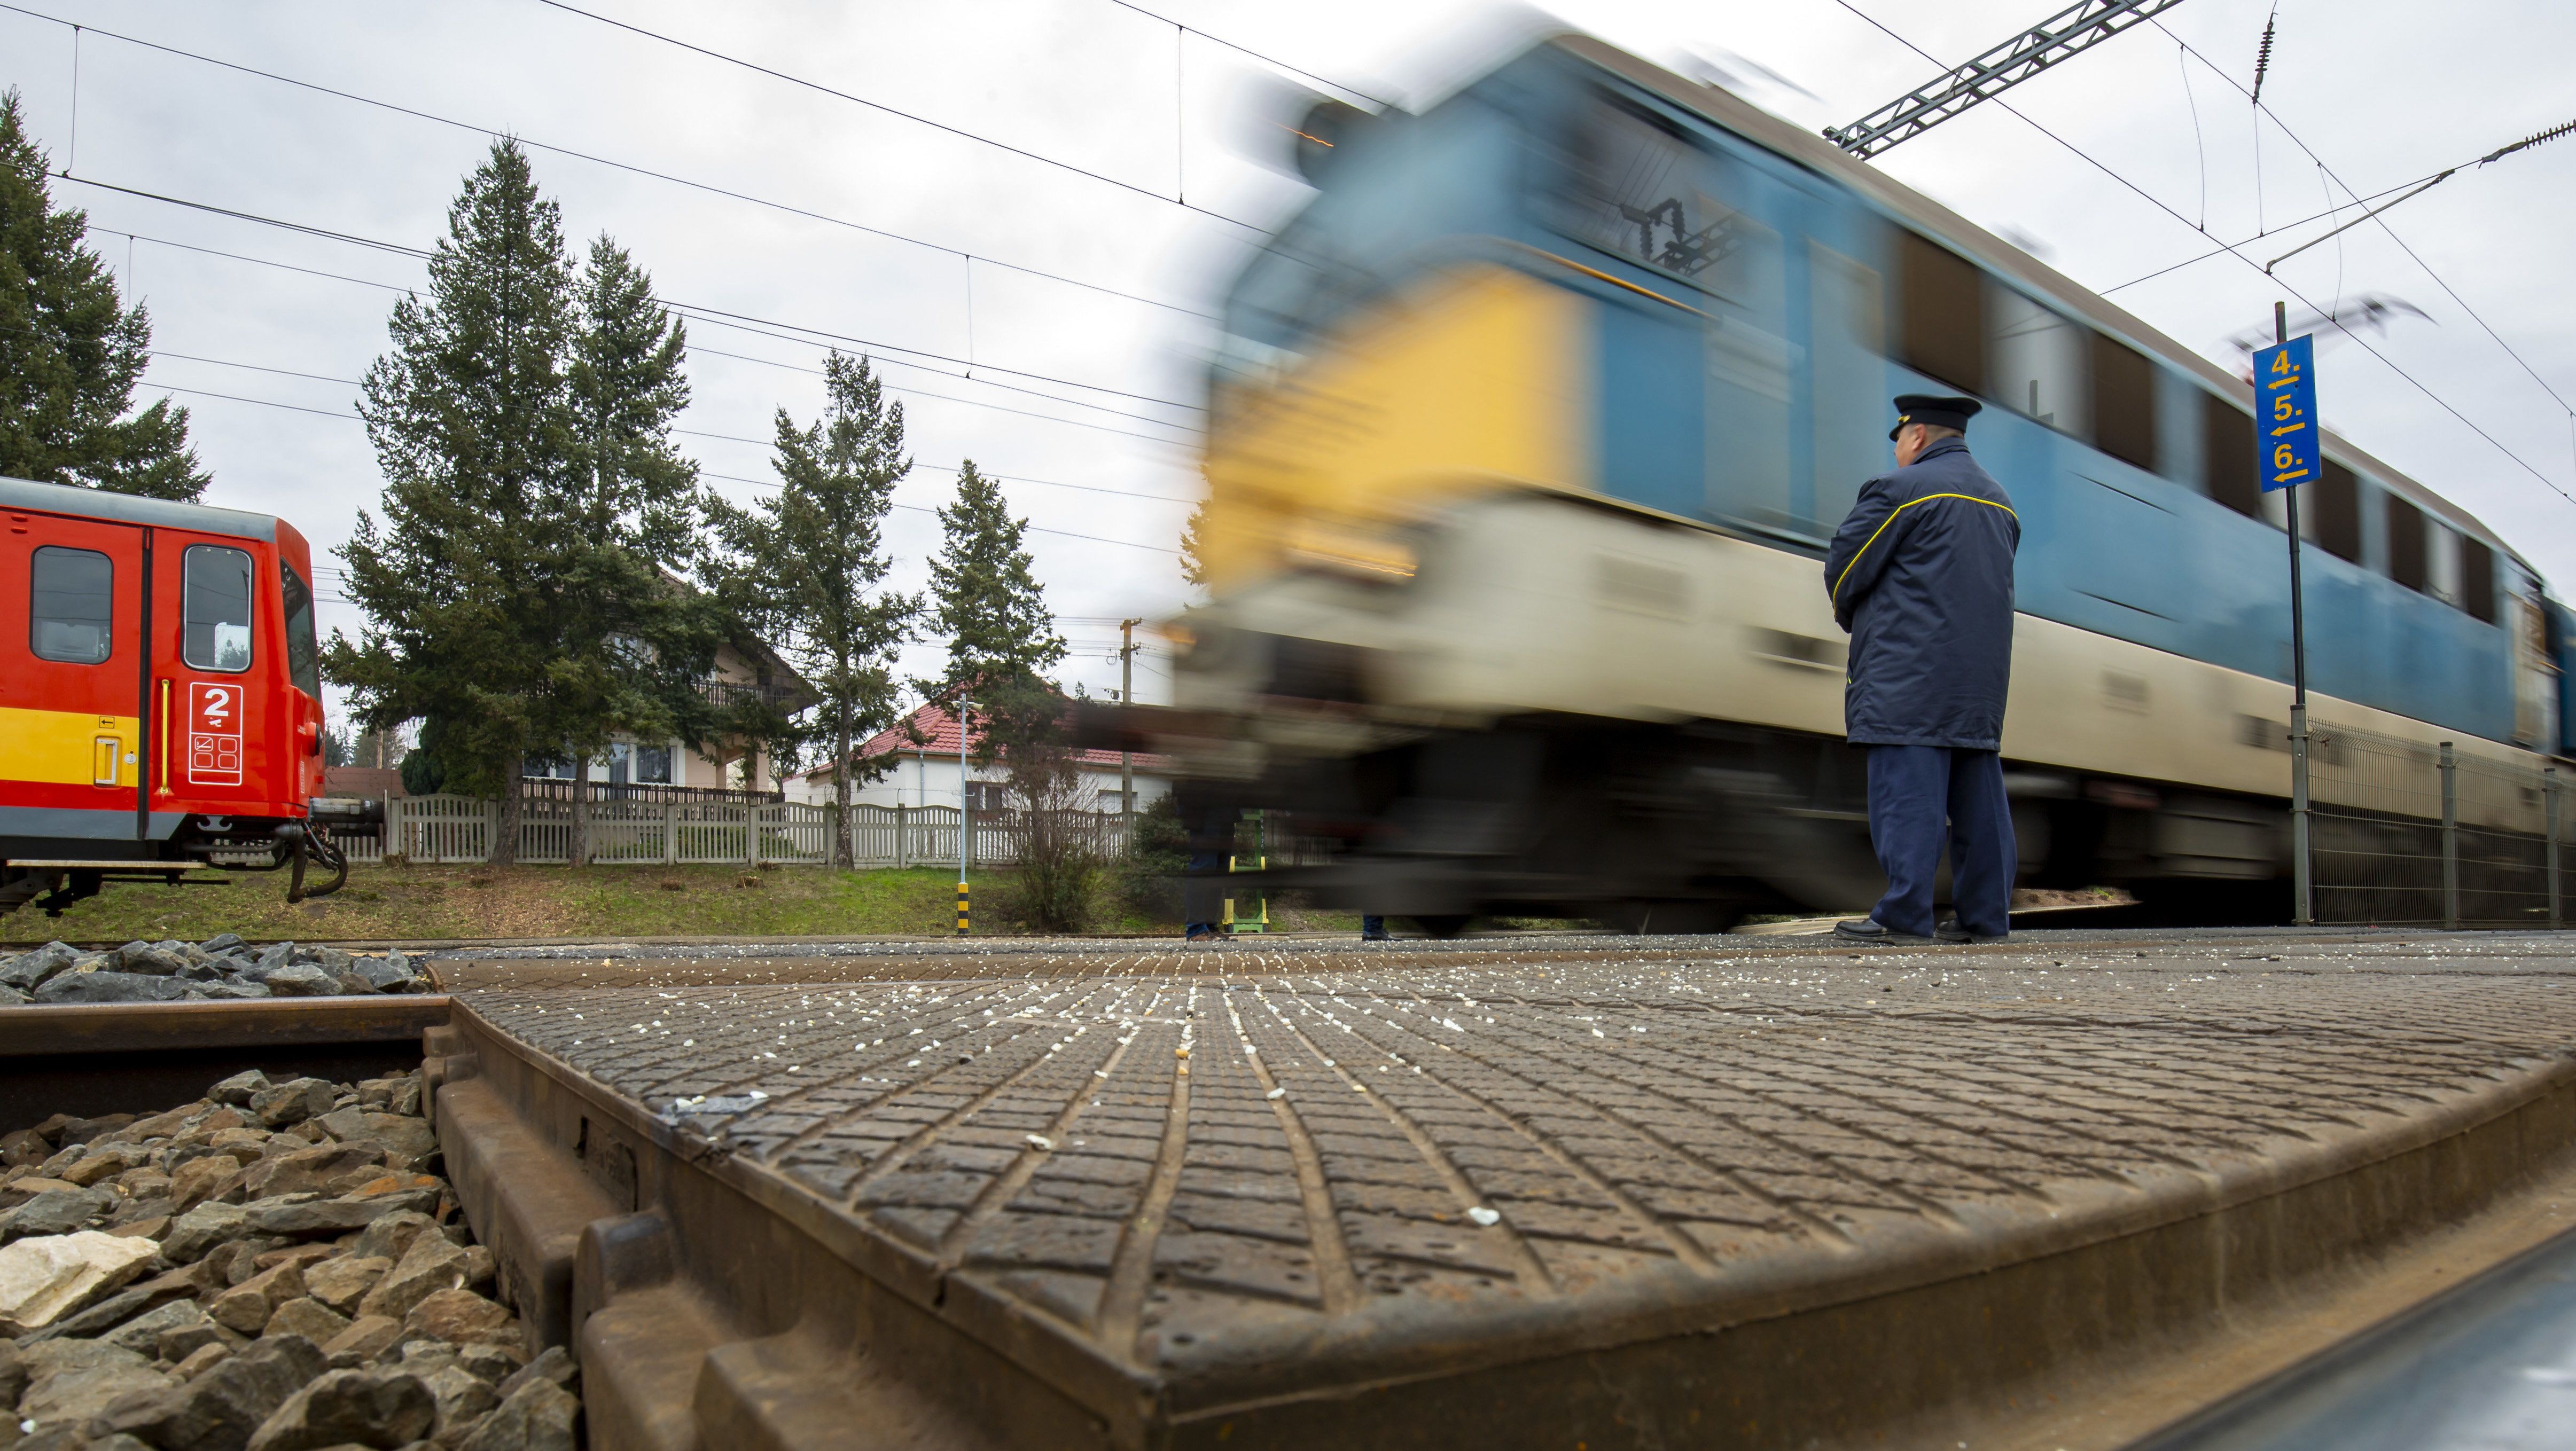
[703,354,917,867]
[549,235,717,865]
[0,91,207,499]
[329,139,580,865]
[923,461,1068,797]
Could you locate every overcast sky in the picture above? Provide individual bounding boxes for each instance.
[5,0,2572,728]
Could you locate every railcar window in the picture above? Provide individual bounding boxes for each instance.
[279,561,321,697]
[2202,395,2259,518]
[1556,95,1757,296]
[2386,495,2428,592]
[1896,234,1983,395]
[1988,288,2088,438]
[2089,334,2157,471]
[184,545,255,672]
[2461,536,2497,623]
[29,546,113,664]
[2314,462,2362,563]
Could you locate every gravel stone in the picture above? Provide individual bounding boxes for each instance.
[200,932,247,954]
[417,1362,500,1439]
[400,1289,511,1347]
[0,1230,161,1330]
[1,1188,118,1243]
[244,1366,435,1451]
[321,1315,404,1368]
[209,1262,308,1335]
[245,1144,385,1201]
[209,1071,272,1106]
[115,940,191,976]
[263,1296,353,1347]
[492,1346,575,1403]
[92,1332,327,1451]
[0,940,81,991]
[246,1196,427,1239]
[102,1297,209,1355]
[456,1377,579,1451]
[347,1214,436,1274]
[15,1339,173,1432]
[251,1080,337,1129]
[303,1256,390,1316]
[260,964,338,999]
[356,1236,469,1323]
[313,1111,438,1172]
[173,1155,249,1213]
[165,1201,254,1262]
[34,970,194,1005]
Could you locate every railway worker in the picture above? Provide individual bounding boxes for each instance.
[1823,395,2021,945]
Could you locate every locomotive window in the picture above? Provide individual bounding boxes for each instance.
[2202,394,2259,518]
[184,546,255,672]
[280,561,321,698]
[2314,462,2362,563]
[1554,95,1755,295]
[29,546,113,664]
[1987,288,2088,438]
[2461,536,2497,624]
[2385,495,2428,591]
[1896,233,1984,395]
[2090,334,2157,472]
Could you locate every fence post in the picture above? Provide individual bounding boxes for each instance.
[895,804,909,869]
[662,801,677,865]
[2439,742,2459,930]
[2548,767,2562,931]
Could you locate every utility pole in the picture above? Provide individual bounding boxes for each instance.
[1119,618,1143,838]
[2260,300,2316,926]
[956,699,977,936]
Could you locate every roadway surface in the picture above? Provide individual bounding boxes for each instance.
[421,925,2576,1448]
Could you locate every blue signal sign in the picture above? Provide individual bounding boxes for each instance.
[2254,335,2320,492]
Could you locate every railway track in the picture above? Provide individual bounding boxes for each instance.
[12,929,2576,1449]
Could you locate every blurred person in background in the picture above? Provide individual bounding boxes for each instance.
[1823,395,2020,945]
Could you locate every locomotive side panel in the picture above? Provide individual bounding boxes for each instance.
[2,511,150,845]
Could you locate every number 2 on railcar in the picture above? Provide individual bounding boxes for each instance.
[2,475,376,916]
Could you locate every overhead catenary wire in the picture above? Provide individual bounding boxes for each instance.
[0,3,1225,324]
[1102,0,1394,109]
[2147,18,2576,472]
[61,173,1207,426]
[528,0,1269,237]
[1827,0,2576,508]
[693,469,1182,555]
[52,179,1207,442]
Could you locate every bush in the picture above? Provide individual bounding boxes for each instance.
[996,763,1110,932]
[1117,793,1188,922]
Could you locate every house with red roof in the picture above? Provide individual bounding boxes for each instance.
[788,701,1175,815]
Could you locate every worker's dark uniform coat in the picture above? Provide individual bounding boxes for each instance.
[1822,437,2020,747]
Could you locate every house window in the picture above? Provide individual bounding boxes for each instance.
[523,755,577,780]
[1898,233,1984,394]
[2314,462,2362,563]
[963,782,1010,813]
[2386,494,2428,591]
[634,744,673,784]
[2203,394,2259,518]
[183,545,255,672]
[29,546,113,664]
[2089,334,2157,471]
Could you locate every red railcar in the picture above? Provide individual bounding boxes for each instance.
[2,475,371,916]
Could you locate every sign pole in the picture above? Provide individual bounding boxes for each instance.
[2263,301,2315,926]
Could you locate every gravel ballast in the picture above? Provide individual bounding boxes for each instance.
[0,941,429,1008]
[0,1069,577,1449]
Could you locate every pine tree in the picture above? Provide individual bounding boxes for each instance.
[0,91,207,499]
[703,354,918,867]
[1178,496,1212,587]
[549,234,717,865]
[328,139,580,866]
[922,460,1068,797]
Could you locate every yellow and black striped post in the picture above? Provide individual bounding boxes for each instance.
[956,881,970,936]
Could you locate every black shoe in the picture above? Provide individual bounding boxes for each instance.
[1935,923,2009,944]
[1834,917,1932,945]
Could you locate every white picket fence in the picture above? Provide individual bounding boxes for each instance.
[340,794,1129,868]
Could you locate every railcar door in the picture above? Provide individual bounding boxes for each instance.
[155,535,277,817]
[3,511,149,844]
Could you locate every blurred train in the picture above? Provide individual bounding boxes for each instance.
[1125,34,2571,931]
[1,476,374,916]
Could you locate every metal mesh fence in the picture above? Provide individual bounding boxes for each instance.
[2308,724,2567,928]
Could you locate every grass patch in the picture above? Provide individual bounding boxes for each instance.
[3,863,1052,944]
